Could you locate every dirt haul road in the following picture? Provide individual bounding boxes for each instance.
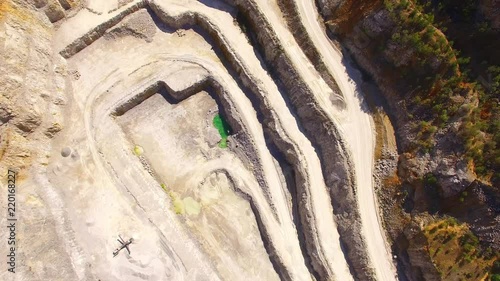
[241,0,360,279]
[292,0,398,280]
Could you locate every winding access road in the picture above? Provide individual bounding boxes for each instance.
[293,0,398,280]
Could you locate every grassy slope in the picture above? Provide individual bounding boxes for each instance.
[324,0,499,279]
[423,218,499,280]
[382,0,499,182]
[382,1,500,278]
[414,0,500,184]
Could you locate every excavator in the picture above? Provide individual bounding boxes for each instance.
[113,235,133,257]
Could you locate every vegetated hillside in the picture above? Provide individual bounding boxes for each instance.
[317,0,499,280]
[414,0,500,183]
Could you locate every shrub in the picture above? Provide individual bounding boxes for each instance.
[464,254,474,263]
[460,232,479,246]
[463,243,475,254]
[424,173,439,186]
[448,218,458,226]
[492,260,500,273]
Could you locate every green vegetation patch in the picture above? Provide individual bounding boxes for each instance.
[213,114,232,148]
[133,145,144,156]
[172,199,184,214]
[169,191,185,215]
[423,218,498,280]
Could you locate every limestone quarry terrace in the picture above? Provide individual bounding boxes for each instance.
[0,0,400,281]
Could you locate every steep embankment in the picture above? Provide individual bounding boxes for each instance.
[277,0,404,280]
[222,1,357,279]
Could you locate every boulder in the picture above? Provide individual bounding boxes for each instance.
[44,0,65,23]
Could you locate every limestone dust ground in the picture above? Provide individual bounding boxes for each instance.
[118,91,279,280]
[44,6,285,281]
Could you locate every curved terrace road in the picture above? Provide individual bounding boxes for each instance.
[293,0,398,280]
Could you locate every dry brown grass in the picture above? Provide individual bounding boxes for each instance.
[383,173,401,188]
[1,0,29,22]
[373,109,397,160]
[423,218,498,280]
[361,82,397,161]
[372,110,385,160]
